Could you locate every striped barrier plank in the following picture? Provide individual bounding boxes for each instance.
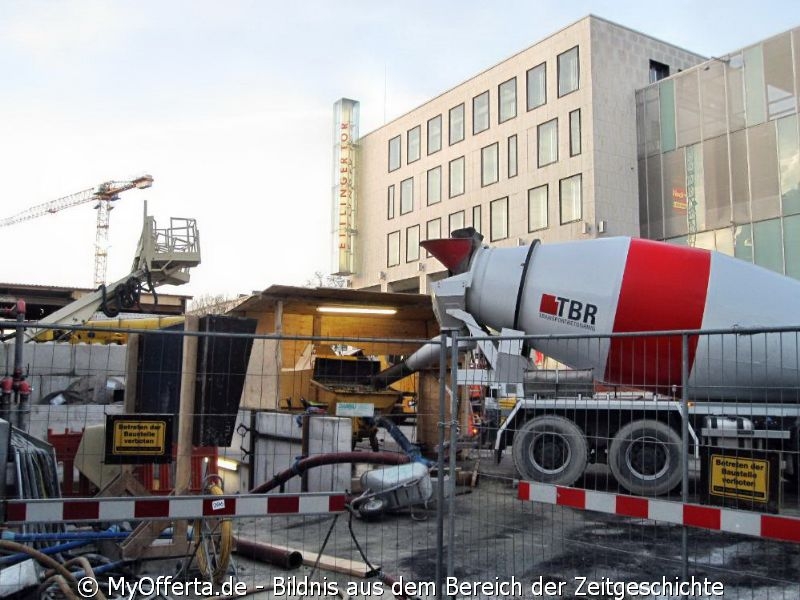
[3,492,346,524]
[518,482,800,544]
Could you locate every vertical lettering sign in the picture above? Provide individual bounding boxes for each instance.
[332,98,360,275]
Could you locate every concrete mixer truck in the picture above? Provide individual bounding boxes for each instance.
[375,228,800,496]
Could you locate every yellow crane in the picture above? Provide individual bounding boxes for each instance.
[0,175,154,287]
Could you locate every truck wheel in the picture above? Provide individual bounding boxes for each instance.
[609,420,682,496]
[512,415,588,485]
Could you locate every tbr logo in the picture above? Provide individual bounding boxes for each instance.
[539,294,598,331]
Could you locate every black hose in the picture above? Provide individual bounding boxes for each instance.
[249,451,410,494]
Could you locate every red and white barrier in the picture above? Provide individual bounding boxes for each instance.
[3,492,346,524]
[518,482,800,544]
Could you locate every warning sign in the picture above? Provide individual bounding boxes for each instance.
[701,448,779,513]
[710,455,769,500]
[105,415,173,464]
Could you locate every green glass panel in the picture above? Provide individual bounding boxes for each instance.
[753,219,782,273]
[659,80,676,152]
[743,45,766,126]
[784,215,800,279]
[734,224,753,263]
[777,115,800,215]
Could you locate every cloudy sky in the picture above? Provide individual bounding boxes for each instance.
[0,1,794,300]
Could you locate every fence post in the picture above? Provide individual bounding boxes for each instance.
[447,330,460,585]
[435,331,449,600]
[680,333,690,581]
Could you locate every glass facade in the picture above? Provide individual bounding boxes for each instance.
[636,28,800,279]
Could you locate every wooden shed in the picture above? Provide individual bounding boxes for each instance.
[229,285,439,413]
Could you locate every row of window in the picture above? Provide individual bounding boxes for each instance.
[388,46,580,171]
[638,31,797,158]
[386,173,583,267]
[386,111,582,219]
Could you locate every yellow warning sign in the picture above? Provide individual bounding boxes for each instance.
[112,420,168,456]
[709,454,769,502]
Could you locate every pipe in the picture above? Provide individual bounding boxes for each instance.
[0,539,90,567]
[372,336,476,390]
[373,416,432,467]
[0,540,78,586]
[250,451,409,494]
[70,559,130,579]
[233,537,302,570]
[2,527,133,542]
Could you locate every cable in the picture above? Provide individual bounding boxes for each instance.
[194,481,233,584]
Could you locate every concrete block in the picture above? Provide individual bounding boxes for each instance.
[256,411,300,439]
[73,345,92,375]
[252,413,352,494]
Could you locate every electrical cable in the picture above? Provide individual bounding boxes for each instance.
[194,479,233,584]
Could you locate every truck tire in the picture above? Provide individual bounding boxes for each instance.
[609,420,682,496]
[512,415,588,486]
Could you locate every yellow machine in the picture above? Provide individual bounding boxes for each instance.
[35,316,185,344]
[305,354,418,446]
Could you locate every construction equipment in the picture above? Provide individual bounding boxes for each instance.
[24,202,200,341]
[0,175,154,286]
[374,228,800,496]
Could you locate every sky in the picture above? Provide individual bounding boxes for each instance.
[0,1,795,302]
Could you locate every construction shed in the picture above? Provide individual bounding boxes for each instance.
[229,285,438,413]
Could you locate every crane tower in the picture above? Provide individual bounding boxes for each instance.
[0,175,154,286]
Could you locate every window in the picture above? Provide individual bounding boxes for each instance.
[427,166,441,206]
[649,59,670,83]
[560,174,582,224]
[743,45,766,126]
[449,211,465,234]
[406,225,420,262]
[490,197,509,241]
[528,185,548,231]
[449,156,465,197]
[427,115,442,154]
[472,205,482,234]
[473,91,489,134]
[778,114,800,215]
[527,62,546,110]
[569,109,581,156]
[499,78,517,123]
[388,135,401,171]
[449,103,465,145]
[481,143,499,187]
[538,118,558,167]
[426,218,441,257]
[508,135,518,178]
[387,185,395,219]
[387,231,400,267]
[400,177,414,215]
[407,126,420,163]
[660,79,677,152]
[557,46,579,97]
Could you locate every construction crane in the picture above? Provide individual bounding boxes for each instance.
[0,175,154,287]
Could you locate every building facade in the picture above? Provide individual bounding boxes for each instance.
[338,16,704,292]
[637,27,800,279]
